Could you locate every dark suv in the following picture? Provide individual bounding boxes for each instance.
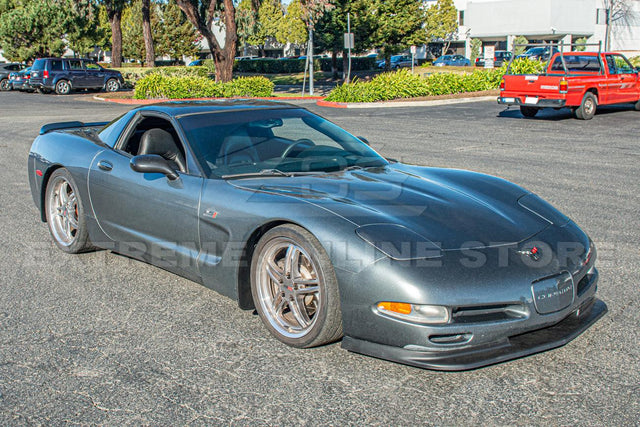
[29,58,124,95]
[0,63,24,91]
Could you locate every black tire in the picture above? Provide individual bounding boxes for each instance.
[575,92,597,120]
[55,80,71,95]
[520,106,539,118]
[0,78,10,91]
[44,168,93,253]
[105,78,120,92]
[251,224,343,348]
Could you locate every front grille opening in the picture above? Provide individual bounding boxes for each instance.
[429,333,472,345]
[452,304,528,324]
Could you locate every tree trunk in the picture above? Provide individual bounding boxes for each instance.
[109,9,123,68]
[142,0,155,67]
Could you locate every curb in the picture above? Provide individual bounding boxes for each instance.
[93,95,325,105]
[317,95,497,109]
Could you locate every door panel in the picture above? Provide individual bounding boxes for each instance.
[88,149,203,280]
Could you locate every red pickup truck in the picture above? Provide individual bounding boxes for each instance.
[498,52,640,119]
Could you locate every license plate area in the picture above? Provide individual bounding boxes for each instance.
[532,271,575,314]
[525,96,539,105]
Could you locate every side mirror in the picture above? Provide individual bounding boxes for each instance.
[358,136,370,146]
[130,154,179,180]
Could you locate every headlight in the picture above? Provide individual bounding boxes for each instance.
[376,302,450,325]
[355,224,442,261]
[518,193,570,226]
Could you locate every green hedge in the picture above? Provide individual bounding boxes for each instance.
[133,74,274,99]
[233,56,377,74]
[325,68,504,103]
[113,65,212,88]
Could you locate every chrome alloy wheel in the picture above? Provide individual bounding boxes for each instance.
[584,97,595,115]
[48,176,79,246]
[255,238,322,339]
[106,79,120,92]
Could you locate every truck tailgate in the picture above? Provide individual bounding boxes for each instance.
[502,74,563,98]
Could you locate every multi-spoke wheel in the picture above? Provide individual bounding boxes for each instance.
[55,80,71,95]
[105,78,120,92]
[45,168,92,253]
[251,224,342,348]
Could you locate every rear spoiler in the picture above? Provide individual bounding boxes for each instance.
[39,121,108,135]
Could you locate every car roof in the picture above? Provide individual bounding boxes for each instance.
[133,100,300,118]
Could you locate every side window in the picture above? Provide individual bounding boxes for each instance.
[120,116,187,173]
[50,60,63,71]
[605,55,617,74]
[613,55,634,74]
[271,117,340,149]
[85,62,101,71]
[68,60,83,71]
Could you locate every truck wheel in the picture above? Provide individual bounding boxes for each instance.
[105,78,120,92]
[520,106,539,118]
[575,92,597,120]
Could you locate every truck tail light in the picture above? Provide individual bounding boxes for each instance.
[43,70,49,79]
[559,79,568,94]
[500,78,505,91]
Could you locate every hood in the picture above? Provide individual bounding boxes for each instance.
[232,165,550,250]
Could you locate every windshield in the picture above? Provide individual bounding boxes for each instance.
[178,108,388,178]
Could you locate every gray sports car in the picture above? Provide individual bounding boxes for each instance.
[28,101,606,370]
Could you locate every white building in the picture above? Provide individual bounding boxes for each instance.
[425,0,640,57]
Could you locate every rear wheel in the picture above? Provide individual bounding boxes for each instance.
[44,168,93,253]
[575,92,597,120]
[634,98,640,111]
[251,224,343,348]
[520,106,539,118]
[0,78,10,91]
[55,80,71,95]
[105,78,120,92]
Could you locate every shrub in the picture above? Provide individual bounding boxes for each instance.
[114,65,211,88]
[325,68,506,103]
[133,74,274,99]
[503,57,546,75]
[233,56,377,74]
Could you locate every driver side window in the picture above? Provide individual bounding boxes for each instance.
[120,116,187,173]
[271,117,339,149]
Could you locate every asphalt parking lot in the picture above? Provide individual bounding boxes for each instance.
[1,91,638,425]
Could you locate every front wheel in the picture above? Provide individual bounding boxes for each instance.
[520,106,539,118]
[44,168,93,253]
[55,80,71,95]
[575,92,597,120]
[0,78,10,91]
[105,78,120,92]
[251,224,343,348]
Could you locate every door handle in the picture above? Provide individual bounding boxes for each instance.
[97,160,113,171]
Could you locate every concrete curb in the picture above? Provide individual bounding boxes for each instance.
[317,95,497,109]
[93,95,324,105]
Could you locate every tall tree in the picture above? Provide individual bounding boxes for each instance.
[276,0,307,45]
[175,0,237,82]
[156,0,199,60]
[122,0,145,61]
[141,0,155,66]
[367,0,425,70]
[0,0,81,61]
[255,0,283,50]
[236,0,258,54]
[426,0,458,56]
[103,0,128,67]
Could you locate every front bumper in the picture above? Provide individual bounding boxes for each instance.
[343,297,607,371]
[498,96,566,108]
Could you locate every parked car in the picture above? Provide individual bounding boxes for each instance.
[29,58,124,95]
[0,62,24,91]
[475,50,513,67]
[516,46,560,61]
[28,101,605,370]
[499,51,640,119]
[187,59,203,66]
[433,54,471,67]
[377,55,416,69]
[9,67,34,92]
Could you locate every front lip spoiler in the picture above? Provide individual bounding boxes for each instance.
[342,298,607,371]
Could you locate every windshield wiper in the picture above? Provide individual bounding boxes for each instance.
[221,169,294,179]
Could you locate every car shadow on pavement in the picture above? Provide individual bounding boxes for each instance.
[497,105,635,121]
